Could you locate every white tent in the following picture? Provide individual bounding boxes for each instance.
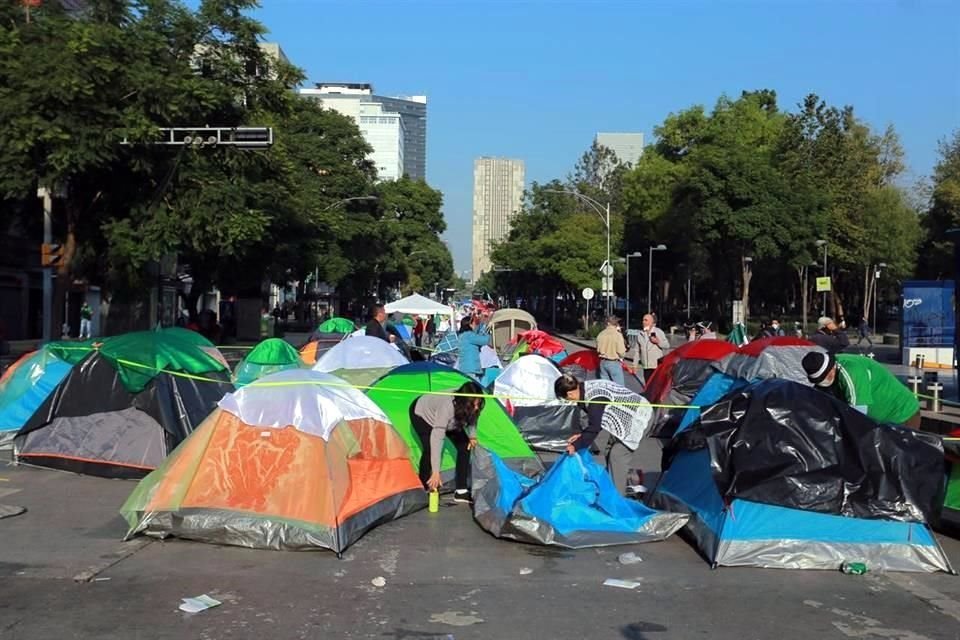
[312,335,408,373]
[494,354,563,408]
[384,294,454,322]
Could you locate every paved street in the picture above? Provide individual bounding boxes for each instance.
[1,452,959,640]
[2,334,959,639]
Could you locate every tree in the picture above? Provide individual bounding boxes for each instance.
[918,130,960,279]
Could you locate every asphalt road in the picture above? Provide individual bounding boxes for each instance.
[1,334,959,639]
[1,456,959,640]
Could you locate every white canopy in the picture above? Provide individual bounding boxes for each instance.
[384,293,454,321]
[312,335,408,373]
[218,370,389,440]
[494,354,563,408]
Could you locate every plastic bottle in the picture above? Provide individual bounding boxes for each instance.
[841,562,867,575]
[428,490,439,513]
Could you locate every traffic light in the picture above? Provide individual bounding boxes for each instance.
[41,243,64,267]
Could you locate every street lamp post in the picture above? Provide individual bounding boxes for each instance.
[543,189,611,316]
[815,239,828,316]
[873,262,887,336]
[621,251,643,330]
[647,244,667,315]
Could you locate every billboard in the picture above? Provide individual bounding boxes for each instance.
[900,280,955,348]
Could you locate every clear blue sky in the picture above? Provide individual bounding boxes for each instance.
[251,0,960,277]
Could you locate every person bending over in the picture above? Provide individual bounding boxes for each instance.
[409,381,486,503]
[801,351,921,428]
[554,373,651,495]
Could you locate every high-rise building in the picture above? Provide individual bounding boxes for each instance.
[371,95,427,180]
[595,132,645,166]
[472,158,525,278]
[299,83,426,181]
[357,102,405,181]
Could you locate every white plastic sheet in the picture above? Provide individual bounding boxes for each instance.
[218,370,388,439]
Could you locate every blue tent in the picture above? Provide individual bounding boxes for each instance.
[473,448,687,548]
[0,347,81,443]
[648,373,954,572]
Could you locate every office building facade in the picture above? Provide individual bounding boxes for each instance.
[472,158,525,278]
[299,83,426,181]
[595,132,645,166]
[371,94,426,180]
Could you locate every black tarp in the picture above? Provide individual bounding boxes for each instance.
[678,378,945,524]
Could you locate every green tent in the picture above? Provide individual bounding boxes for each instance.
[45,339,97,364]
[234,338,302,387]
[159,327,215,347]
[97,330,229,393]
[366,362,538,478]
[317,317,356,334]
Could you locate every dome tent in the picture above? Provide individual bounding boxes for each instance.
[318,317,356,334]
[0,340,95,444]
[649,378,953,573]
[122,369,426,553]
[15,330,233,478]
[366,362,540,482]
[493,355,579,452]
[312,335,408,387]
[234,338,303,387]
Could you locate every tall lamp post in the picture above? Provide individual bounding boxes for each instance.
[647,244,667,314]
[815,239,828,316]
[803,261,818,336]
[873,262,887,336]
[618,252,643,330]
[543,189,611,316]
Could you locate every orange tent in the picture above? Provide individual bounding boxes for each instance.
[121,369,426,552]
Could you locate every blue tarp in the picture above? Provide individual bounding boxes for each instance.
[472,448,687,548]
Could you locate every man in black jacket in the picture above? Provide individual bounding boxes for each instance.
[809,316,849,354]
[365,305,392,343]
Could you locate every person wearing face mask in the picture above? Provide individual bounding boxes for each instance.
[762,318,785,338]
[801,351,921,428]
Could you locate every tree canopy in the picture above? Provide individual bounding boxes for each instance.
[0,0,455,330]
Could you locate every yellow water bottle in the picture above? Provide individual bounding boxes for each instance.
[429,490,440,513]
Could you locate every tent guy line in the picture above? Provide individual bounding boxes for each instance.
[109,356,699,410]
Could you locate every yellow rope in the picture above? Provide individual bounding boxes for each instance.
[109,357,698,410]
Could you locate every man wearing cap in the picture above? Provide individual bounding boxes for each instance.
[809,316,849,354]
[596,315,627,386]
[802,351,921,428]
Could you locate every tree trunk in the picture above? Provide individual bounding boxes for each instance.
[862,264,876,325]
[741,256,752,321]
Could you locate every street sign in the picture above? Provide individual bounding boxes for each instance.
[816,276,832,292]
[582,287,595,301]
[601,276,613,294]
[599,261,614,277]
[41,243,63,267]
